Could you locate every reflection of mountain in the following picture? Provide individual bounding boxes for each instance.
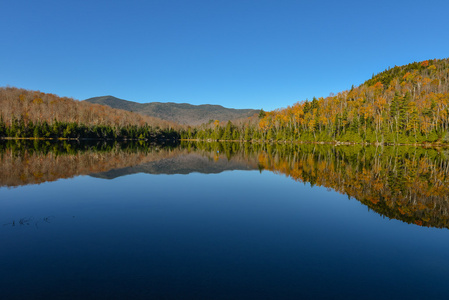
[0,140,258,187]
[90,153,257,178]
[2,140,449,230]
[0,140,181,187]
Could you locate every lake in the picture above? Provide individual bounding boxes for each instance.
[1,140,449,299]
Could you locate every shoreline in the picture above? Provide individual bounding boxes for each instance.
[180,138,449,148]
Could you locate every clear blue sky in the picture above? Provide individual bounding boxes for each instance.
[1,0,448,111]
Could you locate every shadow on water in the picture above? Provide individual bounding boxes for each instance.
[1,139,449,229]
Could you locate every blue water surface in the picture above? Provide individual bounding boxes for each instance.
[1,169,449,299]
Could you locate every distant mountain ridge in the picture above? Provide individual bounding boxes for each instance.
[84,96,258,126]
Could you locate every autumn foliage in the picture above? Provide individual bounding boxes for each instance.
[256,58,449,143]
[189,58,449,144]
[0,87,180,140]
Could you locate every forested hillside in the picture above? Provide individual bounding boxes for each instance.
[4,58,448,144]
[85,96,259,126]
[0,87,180,140]
[189,58,449,144]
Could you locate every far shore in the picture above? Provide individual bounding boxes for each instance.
[180,138,449,148]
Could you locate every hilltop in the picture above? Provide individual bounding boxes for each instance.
[190,58,449,144]
[0,87,180,140]
[84,96,259,126]
[3,58,448,144]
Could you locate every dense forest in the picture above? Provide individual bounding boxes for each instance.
[0,87,180,140]
[3,58,448,144]
[186,58,449,144]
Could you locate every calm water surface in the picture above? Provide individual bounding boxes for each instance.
[1,141,449,299]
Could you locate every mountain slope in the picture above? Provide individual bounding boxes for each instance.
[84,96,258,126]
[0,87,180,130]
[83,95,142,111]
[191,58,449,144]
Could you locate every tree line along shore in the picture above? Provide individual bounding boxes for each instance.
[2,58,448,145]
[184,59,449,145]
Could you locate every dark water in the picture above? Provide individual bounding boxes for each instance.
[1,140,449,299]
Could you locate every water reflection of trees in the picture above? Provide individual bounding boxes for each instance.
[0,140,179,187]
[186,142,449,229]
[2,140,449,229]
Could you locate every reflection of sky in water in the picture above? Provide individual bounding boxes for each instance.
[1,170,449,299]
